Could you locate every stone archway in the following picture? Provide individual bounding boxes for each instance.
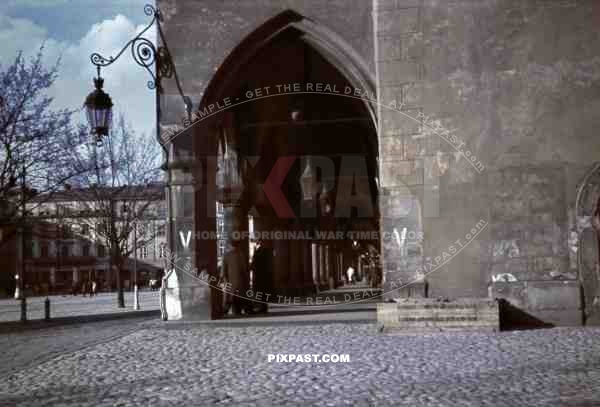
[193,10,381,316]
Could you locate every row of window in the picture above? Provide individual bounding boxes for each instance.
[34,205,167,218]
[32,243,169,259]
[35,243,105,258]
[55,223,167,237]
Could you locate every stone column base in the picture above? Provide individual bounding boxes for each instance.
[490,280,583,327]
[377,298,499,333]
[383,274,428,301]
[162,269,211,320]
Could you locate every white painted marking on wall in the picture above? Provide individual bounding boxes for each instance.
[179,230,191,249]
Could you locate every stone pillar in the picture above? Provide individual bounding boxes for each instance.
[358,256,362,283]
[338,252,344,284]
[272,235,289,296]
[319,244,326,288]
[231,203,249,292]
[324,245,329,284]
[303,240,313,294]
[375,0,426,300]
[162,124,216,320]
[194,140,218,319]
[334,247,340,289]
[311,243,319,291]
[288,235,303,297]
[325,245,334,290]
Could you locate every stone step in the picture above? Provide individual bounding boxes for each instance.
[377,298,499,333]
[313,288,383,303]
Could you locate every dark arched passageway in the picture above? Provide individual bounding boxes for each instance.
[199,14,381,309]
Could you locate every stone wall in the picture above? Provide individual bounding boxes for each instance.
[376,0,600,325]
[158,0,600,324]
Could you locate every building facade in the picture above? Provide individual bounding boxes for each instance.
[0,184,169,296]
[157,0,600,325]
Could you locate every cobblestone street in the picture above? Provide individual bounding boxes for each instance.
[1,321,600,406]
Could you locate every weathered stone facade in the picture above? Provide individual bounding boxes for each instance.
[158,0,600,325]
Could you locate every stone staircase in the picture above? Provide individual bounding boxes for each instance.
[377,298,499,333]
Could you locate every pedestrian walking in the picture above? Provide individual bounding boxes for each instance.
[346,266,355,285]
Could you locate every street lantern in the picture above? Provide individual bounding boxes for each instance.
[85,4,191,145]
[84,68,113,145]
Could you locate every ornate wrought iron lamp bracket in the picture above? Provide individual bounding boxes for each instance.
[89,4,192,117]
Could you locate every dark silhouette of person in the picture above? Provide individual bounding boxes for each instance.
[222,239,248,316]
[251,240,273,313]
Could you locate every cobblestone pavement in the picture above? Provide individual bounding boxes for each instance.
[1,323,600,406]
[0,316,155,377]
[0,291,160,322]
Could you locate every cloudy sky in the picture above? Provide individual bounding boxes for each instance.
[0,0,156,137]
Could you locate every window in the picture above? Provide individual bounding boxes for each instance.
[61,245,69,257]
[41,244,49,257]
[61,224,71,236]
[156,204,166,218]
[82,244,90,257]
[140,246,148,259]
[57,205,68,216]
[81,224,90,235]
[97,245,105,257]
[159,244,166,258]
[97,222,106,235]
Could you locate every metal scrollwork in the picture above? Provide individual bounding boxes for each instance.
[143,4,157,18]
[131,37,159,90]
[88,4,174,93]
[156,47,175,82]
[88,3,191,119]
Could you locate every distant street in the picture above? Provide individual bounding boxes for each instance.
[0,291,160,322]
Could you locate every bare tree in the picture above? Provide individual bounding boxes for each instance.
[0,46,87,225]
[64,115,163,307]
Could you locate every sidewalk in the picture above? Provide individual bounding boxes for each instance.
[0,291,160,325]
[162,288,380,328]
[0,287,382,331]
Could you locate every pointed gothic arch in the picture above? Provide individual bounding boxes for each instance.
[199,10,377,127]
[189,9,382,307]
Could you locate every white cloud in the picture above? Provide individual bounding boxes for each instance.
[0,14,60,61]
[0,13,156,138]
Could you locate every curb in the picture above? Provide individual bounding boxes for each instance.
[0,310,160,333]
[156,317,376,329]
